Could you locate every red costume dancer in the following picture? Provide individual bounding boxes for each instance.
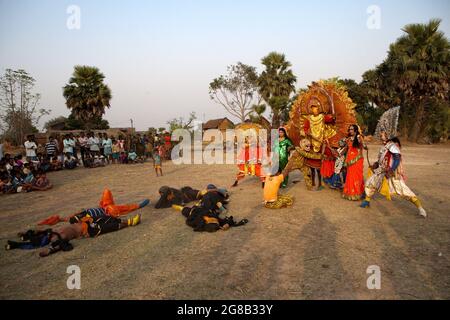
[320,144,335,186]
[342,125,365,201]
[232,140,265,187]
[164,134,171,159]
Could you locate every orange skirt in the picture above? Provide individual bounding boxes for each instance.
[342,157,364,201]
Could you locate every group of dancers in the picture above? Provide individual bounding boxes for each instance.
[231,105,427,218]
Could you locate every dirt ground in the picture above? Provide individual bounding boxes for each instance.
[0,143,449,300]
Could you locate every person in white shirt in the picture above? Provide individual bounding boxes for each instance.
[63,134,75,156]
[24,135,38,161]
[64,152,78,169]
[88,132,100,155]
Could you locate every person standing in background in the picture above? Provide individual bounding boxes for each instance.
[24,135,38,162]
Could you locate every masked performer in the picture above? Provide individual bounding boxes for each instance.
[172,186,248,232]
[303,104,336,190]
[360,133,427,218]
[281,139,323,191]
[342,125,366,201]
[154,186,201,209]
[274,127,294,188]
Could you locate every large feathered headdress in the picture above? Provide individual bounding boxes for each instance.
[374,106,400,139]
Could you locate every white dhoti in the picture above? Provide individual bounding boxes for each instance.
[388,176,417,200]
[365,169,385,198]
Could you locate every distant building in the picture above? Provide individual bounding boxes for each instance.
[202,118,235,134]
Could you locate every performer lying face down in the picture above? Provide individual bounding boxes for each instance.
[6,213,142,257]
[37,188,150,225]
[172,184,248,232]
[154,186,201,209]
[5,189,151,257]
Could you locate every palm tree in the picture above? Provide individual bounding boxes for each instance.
[63,66,112,128]
[395,19,449,141]
[258,52,297,128]
[248,103,266,124]
[376,19,449,141]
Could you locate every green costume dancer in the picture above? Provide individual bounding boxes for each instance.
[275,127,294,188]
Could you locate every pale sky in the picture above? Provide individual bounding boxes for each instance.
[1,0,449,130]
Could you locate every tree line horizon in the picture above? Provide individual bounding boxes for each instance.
[1,19,448,145]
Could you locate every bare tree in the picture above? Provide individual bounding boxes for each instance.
[209,62,262,123]
[0,69,50,145]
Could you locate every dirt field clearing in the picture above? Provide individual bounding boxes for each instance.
[0,143,449,299]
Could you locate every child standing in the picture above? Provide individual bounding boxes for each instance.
[111,139,120,164]
[153,148,163,176]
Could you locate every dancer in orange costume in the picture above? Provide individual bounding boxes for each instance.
[342,125,366,201]
[38,189,150,225]
[232,138,265,188]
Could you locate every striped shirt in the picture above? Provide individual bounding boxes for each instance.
[45,142,58,155]
[83,207,107,219]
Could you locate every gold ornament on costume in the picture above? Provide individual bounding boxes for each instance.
[285,79,357,149]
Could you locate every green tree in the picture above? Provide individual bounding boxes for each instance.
[258,52,297,128]
[65,112,109,130]
[167,112,197,132]
[248,104,267,124]
[209,62,261,123]
[44,116,68,130]
[63,65,112,129]
[338,78,383,135]
[363,19,449,142]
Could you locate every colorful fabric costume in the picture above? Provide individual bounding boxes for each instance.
[329,144,347,189]
[342,138,364,200]
[274,137,294,187]
[320,146,335,186]
[303,113,336,153]
[234,142,265,184]
[282,146,323,190]
[38,189,149,225]
[263,174,294,209]
[361,141,426,217]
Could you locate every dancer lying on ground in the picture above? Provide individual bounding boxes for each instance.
[5,213,142,257]
[172,185,248,232]
[154,186,201,209]
[37,188,150,225]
